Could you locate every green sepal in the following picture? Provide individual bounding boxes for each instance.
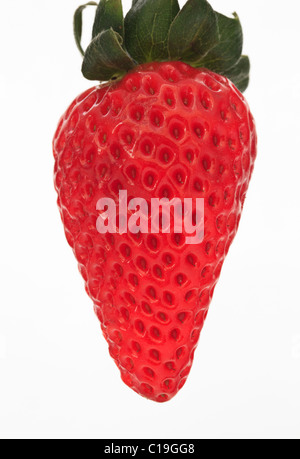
[92,0,124,39]
[225,55,250,92]
[124,0,180,63]
[74,2,98,56]
[196,12,243,74]
[73,0,251,92]
[168,0,219,64]
[82,29,136,81]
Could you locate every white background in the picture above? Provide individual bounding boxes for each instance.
[0,0,299,439]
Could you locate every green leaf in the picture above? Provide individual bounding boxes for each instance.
[74,2,98,56]
[225,55,250,92]
[124,0,180,63]
[197,12,243,74]
[82,29,136,81]
[92,0,124,39]
[168,0,219,64]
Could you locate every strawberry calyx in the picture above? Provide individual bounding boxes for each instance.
[74,0,250,91]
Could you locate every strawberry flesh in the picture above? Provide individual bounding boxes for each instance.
[53,62,257,402]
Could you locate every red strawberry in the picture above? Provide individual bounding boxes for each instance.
[53,0,257,402]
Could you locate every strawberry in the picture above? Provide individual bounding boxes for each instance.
[53,0,257,402]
